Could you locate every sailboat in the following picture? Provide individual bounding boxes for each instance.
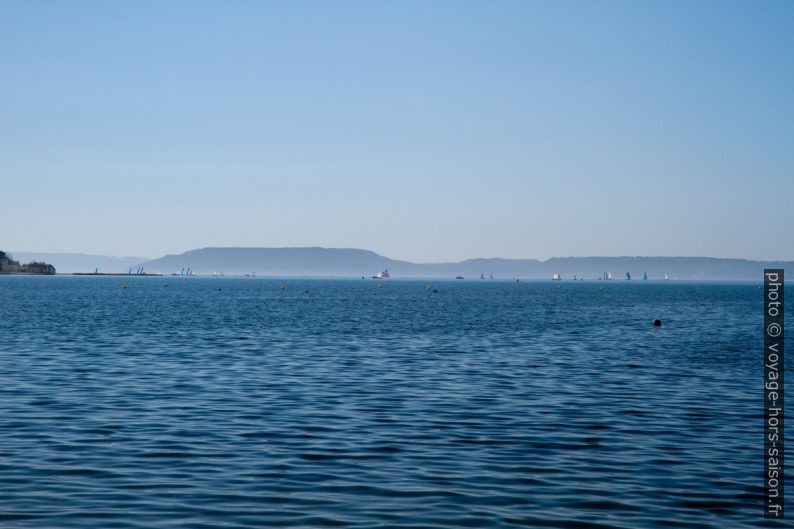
[480,273,485,280]
[604,271,613,280]
[643,272,648,281]
[626,272,631,280]
[372,269,390,279]
[552,273,561,280]
[664,273,670,280]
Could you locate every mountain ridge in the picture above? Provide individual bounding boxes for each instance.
[136,247,790,280]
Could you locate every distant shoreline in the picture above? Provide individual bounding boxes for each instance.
[22,274,766,282]
[8,247,790,280]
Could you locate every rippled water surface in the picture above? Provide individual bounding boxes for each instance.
[0,276,789,528]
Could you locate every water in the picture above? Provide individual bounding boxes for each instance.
[0,276,789,528]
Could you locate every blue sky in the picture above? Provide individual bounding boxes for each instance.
[1,1,792,261]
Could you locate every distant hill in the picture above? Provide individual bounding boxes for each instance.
[137,247,790,279]
[13,253,149,274]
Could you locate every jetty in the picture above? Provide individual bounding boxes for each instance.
[72,272,163,276]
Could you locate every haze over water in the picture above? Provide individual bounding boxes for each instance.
[0,276,789,528]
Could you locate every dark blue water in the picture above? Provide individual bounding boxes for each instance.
[0,277,789,528]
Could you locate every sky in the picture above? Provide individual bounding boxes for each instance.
[1,1,792,262]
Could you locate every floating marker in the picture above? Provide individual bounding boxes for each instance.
[653,319,662,327]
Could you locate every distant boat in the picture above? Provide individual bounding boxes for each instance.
[643,272,648,280]
[552,273,561,280]
[626,272,631,280]
[480,273,485,280]
[372,269,390,279]
[455,275,464,280]
[573,274,577,281]
[664,273,670,280]
[604,271,612,280]
[489,274,493,280]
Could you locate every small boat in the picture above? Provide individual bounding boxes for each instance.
[552,273,561,281]
[489,274,493,280]
[604,271,612,280]
[372,269,390,279]
[643,272,648,281]
[455,276,464,280]
[664,273,670,280]
[480,273,485,280]
[626,272,631,280]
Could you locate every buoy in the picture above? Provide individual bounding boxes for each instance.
[653,319,662,326]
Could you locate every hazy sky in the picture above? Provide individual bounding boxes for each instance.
[2,1,792,262]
